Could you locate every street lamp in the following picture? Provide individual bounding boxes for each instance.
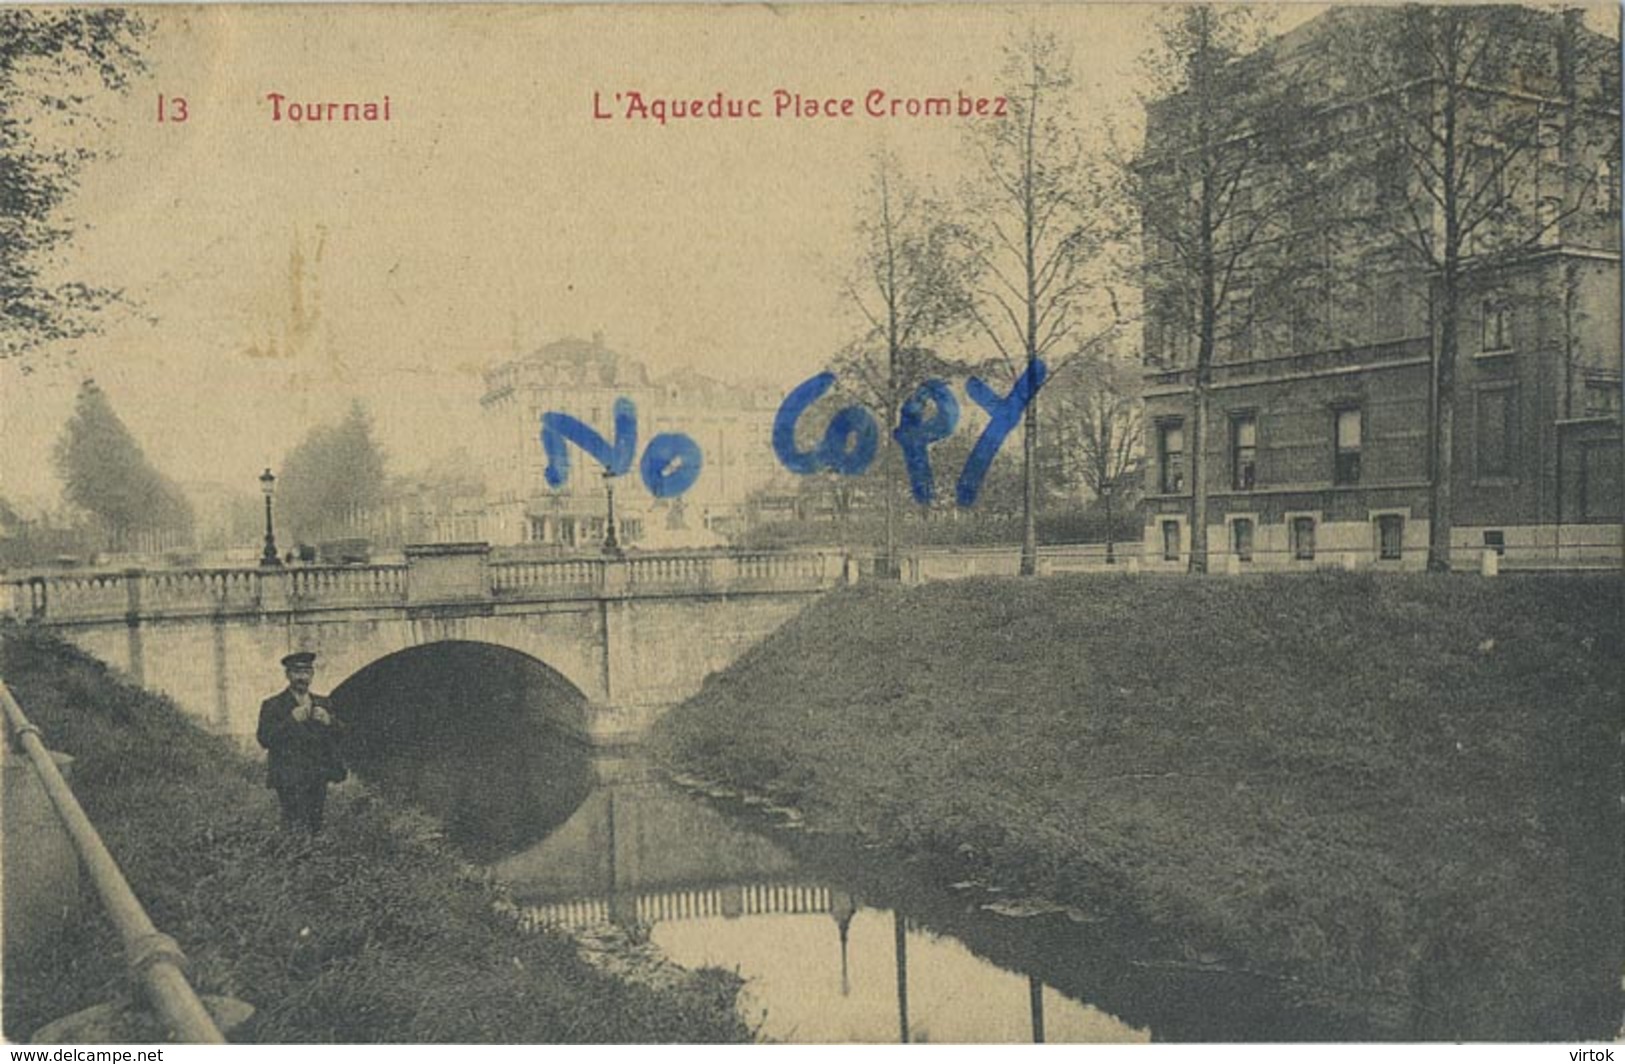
[259,468,283,568]
[601,470,624,559]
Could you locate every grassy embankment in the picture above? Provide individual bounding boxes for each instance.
[654,572,1624,1040]
[1,625,749,1044]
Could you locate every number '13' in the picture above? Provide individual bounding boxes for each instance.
[157,94,189,122]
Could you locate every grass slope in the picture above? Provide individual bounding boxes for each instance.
[2,626,748,1044]
[655,572,1624,1039]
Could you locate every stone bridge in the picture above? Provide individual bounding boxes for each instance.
[3,545,843,744]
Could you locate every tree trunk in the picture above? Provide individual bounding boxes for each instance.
[1104,488,1116,564]
[1020,394,1038,575]
[1188,382,1210,572]
[883,441,898,579]
[1428,276,1459,571]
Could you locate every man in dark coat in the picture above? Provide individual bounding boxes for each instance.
[257,651,347,833]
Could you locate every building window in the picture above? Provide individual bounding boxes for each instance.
[1226,290,1254,361]
[1483,530,1506,557]
[1583,377,1621,419]
[1291,516,1317,561]
[1471,145,1508,210]
[1334,407,1362,485]
[1158,422,1186,494]
[1476,387,1515,479]
[1290,279,1322,354]
[1580,443,1622,521]
[1481,301,1512,352]
[1161,520,1181,562]
[1376,515,1404,560]
[1231,518,1254,563]
[1231,415,1257,490]
[1599,158,1620,216]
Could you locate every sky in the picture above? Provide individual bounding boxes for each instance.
[2,1,1609,508]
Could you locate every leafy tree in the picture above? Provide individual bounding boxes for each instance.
[1336,4,1619,568]
[836,151,974,574]
[961,29,1120,575]
[278,402,388,545]
[1129,6,1314,573]
[2,9,147,362]
[52,379,193,549]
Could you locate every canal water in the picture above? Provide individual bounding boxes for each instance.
[491,758,1153,1044]
[335,646,1368,1043]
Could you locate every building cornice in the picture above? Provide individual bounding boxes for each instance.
[1146,480,1432,503]
[1146,354,1431,396]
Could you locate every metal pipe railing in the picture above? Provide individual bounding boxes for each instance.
[1,677,225,1044]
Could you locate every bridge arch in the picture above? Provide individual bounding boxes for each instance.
[328,640,598,859]
[329,639,594,738]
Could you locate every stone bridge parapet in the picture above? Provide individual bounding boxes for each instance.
[6,547,841,626]
[3,546,844,745]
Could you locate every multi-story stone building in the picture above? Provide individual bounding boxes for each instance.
[479,335,782,550]
[1139,5,1621,570]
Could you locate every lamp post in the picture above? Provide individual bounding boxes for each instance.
[602,470,624,559]
[259,468,282,568]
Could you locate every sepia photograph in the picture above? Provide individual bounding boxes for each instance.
[0,0,1621,1047]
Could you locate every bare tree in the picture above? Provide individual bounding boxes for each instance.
[961,28,1120,576]
[1129,6,1314,573]
[1337,4,1619,569]
[837,152,972,575]
[1044,352,1143,562]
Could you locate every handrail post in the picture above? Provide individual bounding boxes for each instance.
[0,679,226,1043]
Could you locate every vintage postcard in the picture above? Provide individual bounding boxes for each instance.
[1,0,1621,1050]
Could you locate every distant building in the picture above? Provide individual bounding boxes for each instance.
[1139,6,1622,570]
[479,335,782,549]
[319,492,490,550]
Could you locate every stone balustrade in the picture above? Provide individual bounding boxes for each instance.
[489,558,604,598]
[142,568,266,616]
[6,548,841,625]
[15,571,132,623]
[289,565,409,606]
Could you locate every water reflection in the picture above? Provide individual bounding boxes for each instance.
[488,762,1146,1043]
[650,906,1145,1043]
[334,651,1354,1041]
